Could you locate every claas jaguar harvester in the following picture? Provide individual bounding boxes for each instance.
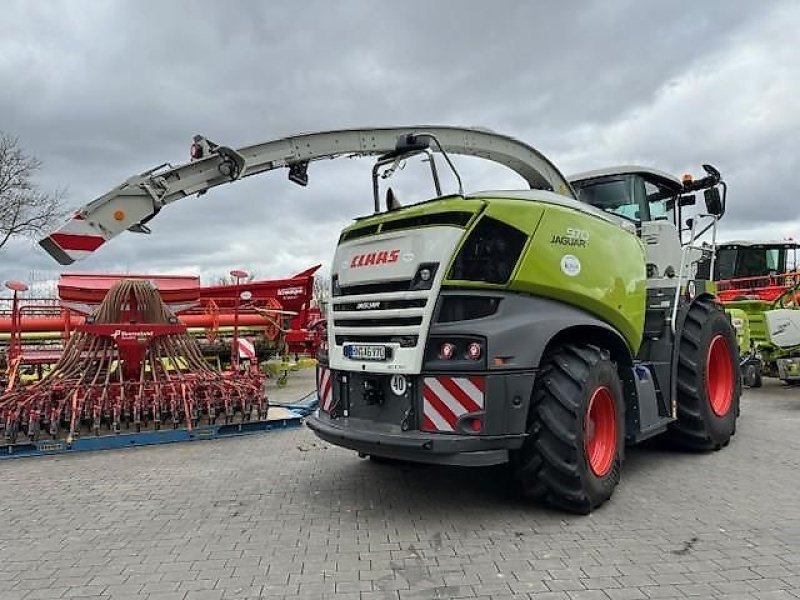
[39,127,740,513]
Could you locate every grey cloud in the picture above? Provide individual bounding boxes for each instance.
[1,0,797,288]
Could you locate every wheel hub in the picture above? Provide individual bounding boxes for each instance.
[585,386,617,477]
[706,334,734,417]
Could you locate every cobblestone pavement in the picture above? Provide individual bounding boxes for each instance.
[2,372,800,600]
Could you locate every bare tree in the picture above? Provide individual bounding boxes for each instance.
[312,273,330,315]
[26,270,59,299]
[0,132,65,251]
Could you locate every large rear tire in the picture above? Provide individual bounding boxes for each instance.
[668,298,740,450]
[511,344,625,514]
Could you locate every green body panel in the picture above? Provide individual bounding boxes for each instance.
[443,197,647,352]
[508,200,645,351]
[725,307,751,353]
[725,299,799,362]
[480,200,545,236]
[725,299,772,350]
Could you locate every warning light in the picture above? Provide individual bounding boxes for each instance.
[113,210,125,221]
[439,342,456,360]
[190,143,203,160]
[682,173,693,185]
[466,417,482,433]
[466,342,482,360]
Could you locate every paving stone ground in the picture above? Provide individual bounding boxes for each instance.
[2,370,800,600]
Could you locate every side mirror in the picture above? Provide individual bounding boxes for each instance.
[704,187,723,216]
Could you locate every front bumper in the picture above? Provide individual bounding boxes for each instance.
[306,412,526,466]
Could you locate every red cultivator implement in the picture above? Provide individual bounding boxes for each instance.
[0,279,266,444]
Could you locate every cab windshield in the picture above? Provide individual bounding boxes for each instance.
[715,245,798,280]
[573,174,677,225]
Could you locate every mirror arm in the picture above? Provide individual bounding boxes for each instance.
[422,149,443,197]
[414,133,464,197]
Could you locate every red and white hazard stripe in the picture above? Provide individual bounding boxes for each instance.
[43,214,107,264]
[237,338,256,359]
[317,366,334,412]
[422,376,485,432]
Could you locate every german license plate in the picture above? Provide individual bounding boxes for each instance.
[344,344,389,361]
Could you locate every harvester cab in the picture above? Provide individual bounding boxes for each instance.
[569,163,725,283]
[38,126,740,513]
[714,241,800,296]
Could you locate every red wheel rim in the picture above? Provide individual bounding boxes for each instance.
[706,334,734,417]
[585,386,617,477]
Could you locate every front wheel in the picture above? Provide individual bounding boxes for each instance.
[668,298,740,450]
[511,344,625,514]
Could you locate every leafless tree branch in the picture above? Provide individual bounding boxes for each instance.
[312,273,330,315]
[0,131,67,252]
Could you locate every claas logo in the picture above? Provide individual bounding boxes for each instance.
[350,249,400,268]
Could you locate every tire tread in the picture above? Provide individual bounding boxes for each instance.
[513,343,621,514]
[668,298,740,450]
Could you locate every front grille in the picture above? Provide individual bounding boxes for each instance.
[334,298,426,311]
[334,316,423,328]
[332,283,430,347]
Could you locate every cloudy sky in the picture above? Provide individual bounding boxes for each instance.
[2,0,798,290]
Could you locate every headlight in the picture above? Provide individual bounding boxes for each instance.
[410,263,439,291]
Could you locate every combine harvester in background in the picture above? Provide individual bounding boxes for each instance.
[0,275,301,459]
[39,126,740,513]
[708,240,800,386]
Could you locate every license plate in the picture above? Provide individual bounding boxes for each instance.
[344,344,389,361]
